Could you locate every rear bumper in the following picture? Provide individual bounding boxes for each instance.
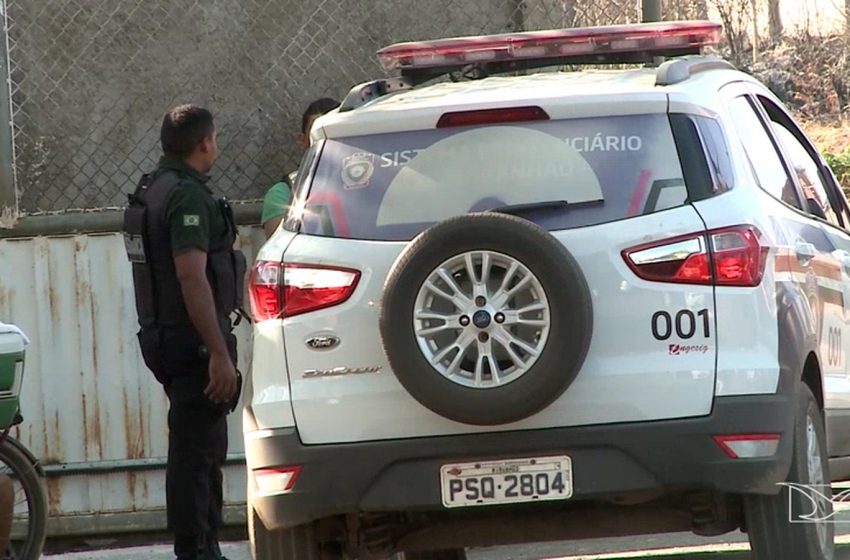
[245,394,795,531]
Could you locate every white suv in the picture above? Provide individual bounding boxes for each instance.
[244,21,849,560]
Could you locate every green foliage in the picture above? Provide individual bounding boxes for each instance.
[824,151,850,196]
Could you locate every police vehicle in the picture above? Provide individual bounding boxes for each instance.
[244,21,850,560]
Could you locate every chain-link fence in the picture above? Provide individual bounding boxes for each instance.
[662,0,709,20]
[6,0,650,216]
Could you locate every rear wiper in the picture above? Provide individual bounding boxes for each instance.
[489,199,603,217]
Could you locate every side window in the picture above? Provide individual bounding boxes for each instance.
[669,114,732,202]
[284,141,322,232]
[831,173,850,227]
[770,123,841,227]
[755,94,849,229]
[726,96,800,208]
[693,117,734,194]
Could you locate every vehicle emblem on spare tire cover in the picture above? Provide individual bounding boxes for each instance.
[341,152,375,190]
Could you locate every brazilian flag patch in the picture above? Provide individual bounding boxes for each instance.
[183,215,200,227]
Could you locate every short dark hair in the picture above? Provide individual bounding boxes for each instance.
[160,104,215,158]
[301,98,340,134]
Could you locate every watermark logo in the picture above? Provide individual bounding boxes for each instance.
[668,343,709,356]
[778,483,850,523]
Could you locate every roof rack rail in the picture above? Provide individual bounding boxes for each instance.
[339,77,412,113]
[655,55,735,86]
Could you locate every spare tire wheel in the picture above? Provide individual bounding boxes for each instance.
[379,212,593,425]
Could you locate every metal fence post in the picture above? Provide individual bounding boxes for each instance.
[642,0,662,22]
[0,0,15,228]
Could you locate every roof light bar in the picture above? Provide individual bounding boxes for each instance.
[377,21,722,74]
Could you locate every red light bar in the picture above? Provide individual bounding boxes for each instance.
[377,21,722,72]
[437,106,549,128]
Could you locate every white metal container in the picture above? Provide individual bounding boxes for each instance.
[0,227,263,536]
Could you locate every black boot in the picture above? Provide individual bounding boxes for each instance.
[175,548,214,560]
[207,537,229,560]
[175,534,215,560]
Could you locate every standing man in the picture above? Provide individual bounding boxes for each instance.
[261,97,340,238]
[123,105,245,560]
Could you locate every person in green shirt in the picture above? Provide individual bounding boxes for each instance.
[260,176,293,238]
[261,97,340,238]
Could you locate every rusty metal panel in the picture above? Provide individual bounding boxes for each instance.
[0,228,261,532]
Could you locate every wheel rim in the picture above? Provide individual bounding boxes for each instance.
[806,414,830,552]
[413,250,550,389]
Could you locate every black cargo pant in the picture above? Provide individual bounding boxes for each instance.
[160,326,235,559]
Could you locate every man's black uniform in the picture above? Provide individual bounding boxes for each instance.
[123,158,245,559]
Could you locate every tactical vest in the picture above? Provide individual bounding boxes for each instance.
[123,170,247,330]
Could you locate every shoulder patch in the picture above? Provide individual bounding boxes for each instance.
[183,214,200,227]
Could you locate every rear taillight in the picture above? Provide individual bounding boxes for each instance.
[623,225,767,287]
[249,261,283,321]
[283,264,360,317]
[249,262,360,321]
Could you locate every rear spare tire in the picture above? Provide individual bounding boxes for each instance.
[380,212,592,425]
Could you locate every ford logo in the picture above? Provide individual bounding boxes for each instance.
[306,335,340,350]
[472,310,492,329]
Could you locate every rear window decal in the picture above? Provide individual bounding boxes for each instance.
[565,134,644,152]
[302,114,687,241]
[341,153,375,190]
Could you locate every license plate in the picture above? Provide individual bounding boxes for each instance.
[440,455,573,508]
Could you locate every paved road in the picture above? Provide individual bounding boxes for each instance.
[44,492,850,559]
[41,534,850,559]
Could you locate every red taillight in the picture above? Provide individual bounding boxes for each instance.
[711,228,767,286]
[437,106,549,128]
[623,226,768,287]
[283,264,360,317]
[250,261,283,321]
[249,262,360,321]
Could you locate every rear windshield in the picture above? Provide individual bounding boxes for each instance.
[298,114,686,241]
